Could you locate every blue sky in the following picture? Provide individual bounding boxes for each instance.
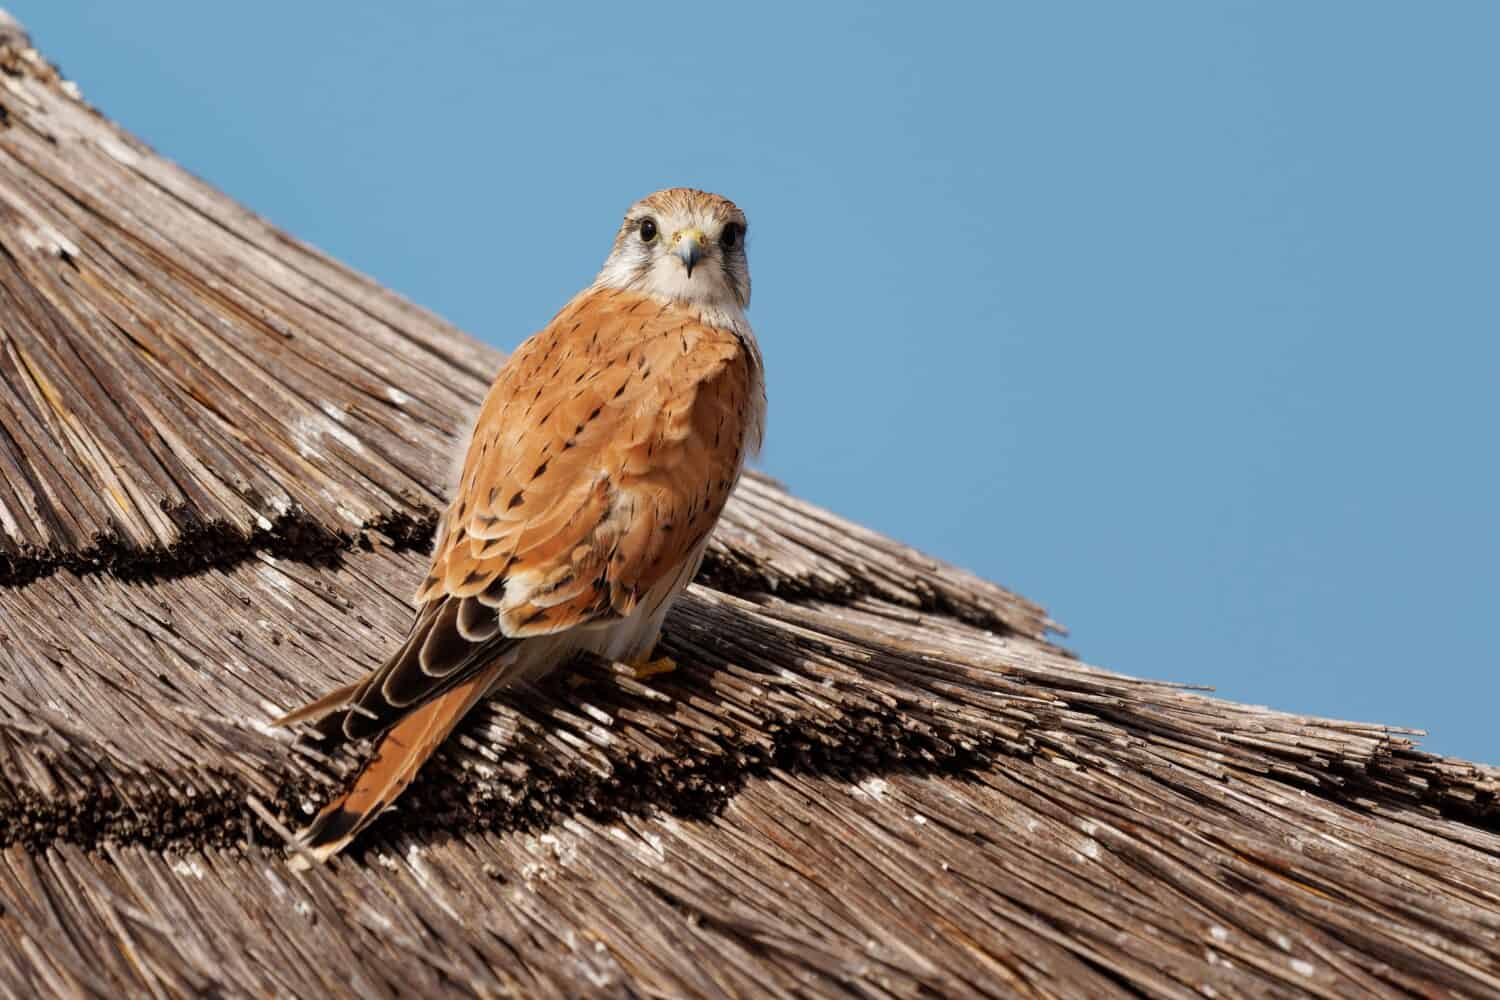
[20,2,1498,763]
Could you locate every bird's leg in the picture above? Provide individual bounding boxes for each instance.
[566,649,678,689]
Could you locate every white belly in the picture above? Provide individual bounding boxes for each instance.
[587,534,710,662]
[483,534,709,699]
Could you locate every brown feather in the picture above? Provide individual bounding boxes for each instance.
[407,288,759,652]
[273,680,362,729]
[290,669,495,866]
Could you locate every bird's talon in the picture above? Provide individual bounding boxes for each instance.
[627,654,677,680]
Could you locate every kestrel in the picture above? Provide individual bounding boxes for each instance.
[276,188,765,863]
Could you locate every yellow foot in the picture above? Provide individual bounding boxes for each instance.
[626,654,677,680]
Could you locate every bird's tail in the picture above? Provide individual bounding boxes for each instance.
[286,669,493,868]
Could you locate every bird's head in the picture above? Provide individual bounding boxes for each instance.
[595,188,750,318]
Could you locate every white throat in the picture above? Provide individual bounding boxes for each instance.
[591,262,752,337]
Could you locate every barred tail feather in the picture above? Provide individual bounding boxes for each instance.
[288,669,494,868]
[272,680,363,730]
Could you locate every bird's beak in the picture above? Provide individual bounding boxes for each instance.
[673,229,705,277]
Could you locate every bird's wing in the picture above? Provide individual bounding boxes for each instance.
[285,287,761,742]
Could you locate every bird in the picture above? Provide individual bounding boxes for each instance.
[274,188,765,864]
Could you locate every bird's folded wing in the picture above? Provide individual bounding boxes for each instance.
[327,289,759,740]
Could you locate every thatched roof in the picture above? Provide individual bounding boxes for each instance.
[1,14,1498,997]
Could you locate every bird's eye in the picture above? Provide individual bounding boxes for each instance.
[720,223,742,250]
[638,218,658,243]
